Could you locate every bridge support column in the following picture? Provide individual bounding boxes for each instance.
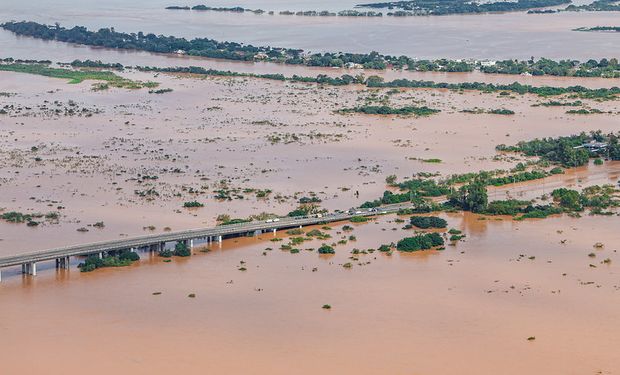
[273,228,276,234]
[98,252,103,259]
[56,257,70,269]
[217,235,222,243]
[190,239,194,249]
[24,262,36,276]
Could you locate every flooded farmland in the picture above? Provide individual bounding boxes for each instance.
[1,1,620,374]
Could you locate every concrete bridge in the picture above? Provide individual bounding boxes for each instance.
[0,203,412,282]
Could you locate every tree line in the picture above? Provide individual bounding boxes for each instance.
[3,21,620,78]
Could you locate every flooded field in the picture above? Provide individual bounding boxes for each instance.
[2,2,620,373]
[2,68,620,254]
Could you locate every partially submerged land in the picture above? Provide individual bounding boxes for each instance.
[574,26,620,32]
[166,0,570,16]
[356,0,570,14]
[5,21,620,78]
[2,58,620,252]
[2,42,620,373]
[360,0,620,14]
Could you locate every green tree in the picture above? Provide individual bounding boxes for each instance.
[450,177,488,212]
[174,241,191,257]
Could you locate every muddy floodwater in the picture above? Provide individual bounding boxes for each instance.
[2,2,620,372]
[2,69,620,253]
[1,214,620,374]
[1,66,620,373]
[3,0,620,60]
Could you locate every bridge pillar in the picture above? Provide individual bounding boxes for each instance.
[273,228,276,234]
[190,239,194,249]
[0,270,2,282]
[98,252,103,259]
[56,258,68,269]
[217,235,222,243]
[24,262,36,276]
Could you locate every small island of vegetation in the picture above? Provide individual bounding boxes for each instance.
[4,21,620,78]
[338,105,440,116]
[355,0,570,15]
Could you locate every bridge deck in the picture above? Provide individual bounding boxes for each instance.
[0,204,410,269]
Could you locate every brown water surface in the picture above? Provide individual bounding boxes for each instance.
[1,214,619,374]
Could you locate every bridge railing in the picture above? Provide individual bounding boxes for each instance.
[0,203,408,268]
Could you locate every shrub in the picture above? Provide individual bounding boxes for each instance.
[173,242,191,257]
[483,199,530,215]
[318,244,335,254]
[349,216,369,223]
[409,216,447,229]
[78,251,139,272]
[378,244,392,252]
[183,201,204,207]
[396,233,444,252]
[552,188,583,211]
[119,250,140,261]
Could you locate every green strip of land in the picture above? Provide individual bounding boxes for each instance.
[0,63,157,89]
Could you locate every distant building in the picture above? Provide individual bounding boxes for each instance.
[345,62,364,69]
[574,141,608,153]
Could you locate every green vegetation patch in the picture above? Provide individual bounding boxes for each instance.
[78,250,140,272]
[339,105,440,116]
[409,216,447,229]
[0,62,157,89]
[396,232,444,252]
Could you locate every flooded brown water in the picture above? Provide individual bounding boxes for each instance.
[1,214,620,374]
[2,69,619,254]
[2,0,620,61]
[2,6,620,372]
